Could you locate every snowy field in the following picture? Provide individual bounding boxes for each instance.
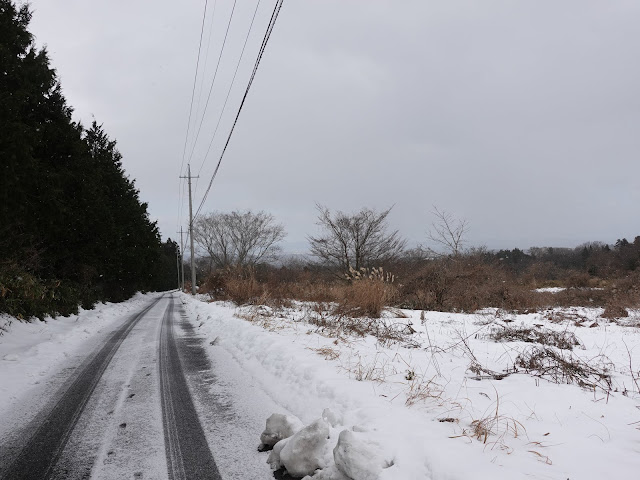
[182,294,640,480]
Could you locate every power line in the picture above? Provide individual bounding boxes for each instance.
[179,0,209,179]
[185,0,239,167]
[192,0,219,138]
[194,0,263,183]
[193,0,284,221]
[178,0,210,233]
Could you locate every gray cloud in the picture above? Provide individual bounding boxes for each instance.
[28,0,640,253]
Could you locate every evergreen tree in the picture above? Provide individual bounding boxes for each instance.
[0,1,173,318]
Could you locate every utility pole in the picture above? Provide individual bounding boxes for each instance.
[175,249,180,290]
[180,165,198,295]
[177,227,186,291]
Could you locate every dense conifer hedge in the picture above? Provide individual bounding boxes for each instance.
[0,1,177,319]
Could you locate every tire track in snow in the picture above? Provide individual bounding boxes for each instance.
[159,295,221,480]
[0,294,165,480]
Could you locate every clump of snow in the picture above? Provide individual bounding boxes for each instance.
[333,429,391,480]
[264,412,395,479]
[267,436,289,471]
[278,418,331,477]
[261,413,304,447]
[534,287,566,293]
[321,408,342,428]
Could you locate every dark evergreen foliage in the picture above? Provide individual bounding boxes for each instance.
[0,1,176,319]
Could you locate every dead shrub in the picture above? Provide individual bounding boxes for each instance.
[335,279,395,318]
[224,272,263,305]
[490,326,581,350]
[565,272,592,288]
[304,307,419,348]
[601,303,629,319]
[200,267,264,305]
[334,267,397,318]
[199,271,226,296]
[515,346,612,392]
[399,257,537,312]
[550,287,610,308]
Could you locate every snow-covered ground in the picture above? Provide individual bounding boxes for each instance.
[181,294,640,480]
[0,293,157,417]
[2,292,638,479]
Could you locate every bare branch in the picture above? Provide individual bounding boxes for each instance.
[193,210,286,269]
[308,204,406,275]
[426,207,469,257]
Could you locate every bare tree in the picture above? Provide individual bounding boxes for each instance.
[193,210,286,269]
[308,204,406,274]
[426,207,469,257]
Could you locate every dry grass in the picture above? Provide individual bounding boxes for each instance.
[201,267,397,318]
[489,326,581,350]
[308,346,340,361]
[515,346,612,392]
[200,258,640,320]
[405,374,442,406]
[234,305,289,332]
[467,414,525,447]
[342,353,396,382]
[304,309,420,348]
[452,390,527,452]
[334,278,396,318]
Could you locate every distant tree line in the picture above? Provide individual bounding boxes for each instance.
[192,204,640,282]
[191,203,639,314]
[0,1,177,319]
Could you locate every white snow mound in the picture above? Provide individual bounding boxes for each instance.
[333,429,392,480]
[280,418,330,477]
[261,413,305,447]
[321,408,342,428]
[267,436,290,471]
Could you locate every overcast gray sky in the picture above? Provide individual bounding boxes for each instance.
[28,0,640,253]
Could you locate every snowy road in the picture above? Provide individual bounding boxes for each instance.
[0,294,241,480]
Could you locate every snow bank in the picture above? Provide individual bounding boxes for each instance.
[0,293,157,415]
[182,294,640,480]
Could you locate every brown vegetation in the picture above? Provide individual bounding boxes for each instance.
[197,237,640,318]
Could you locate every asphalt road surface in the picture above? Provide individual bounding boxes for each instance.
[0,294,223,480]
